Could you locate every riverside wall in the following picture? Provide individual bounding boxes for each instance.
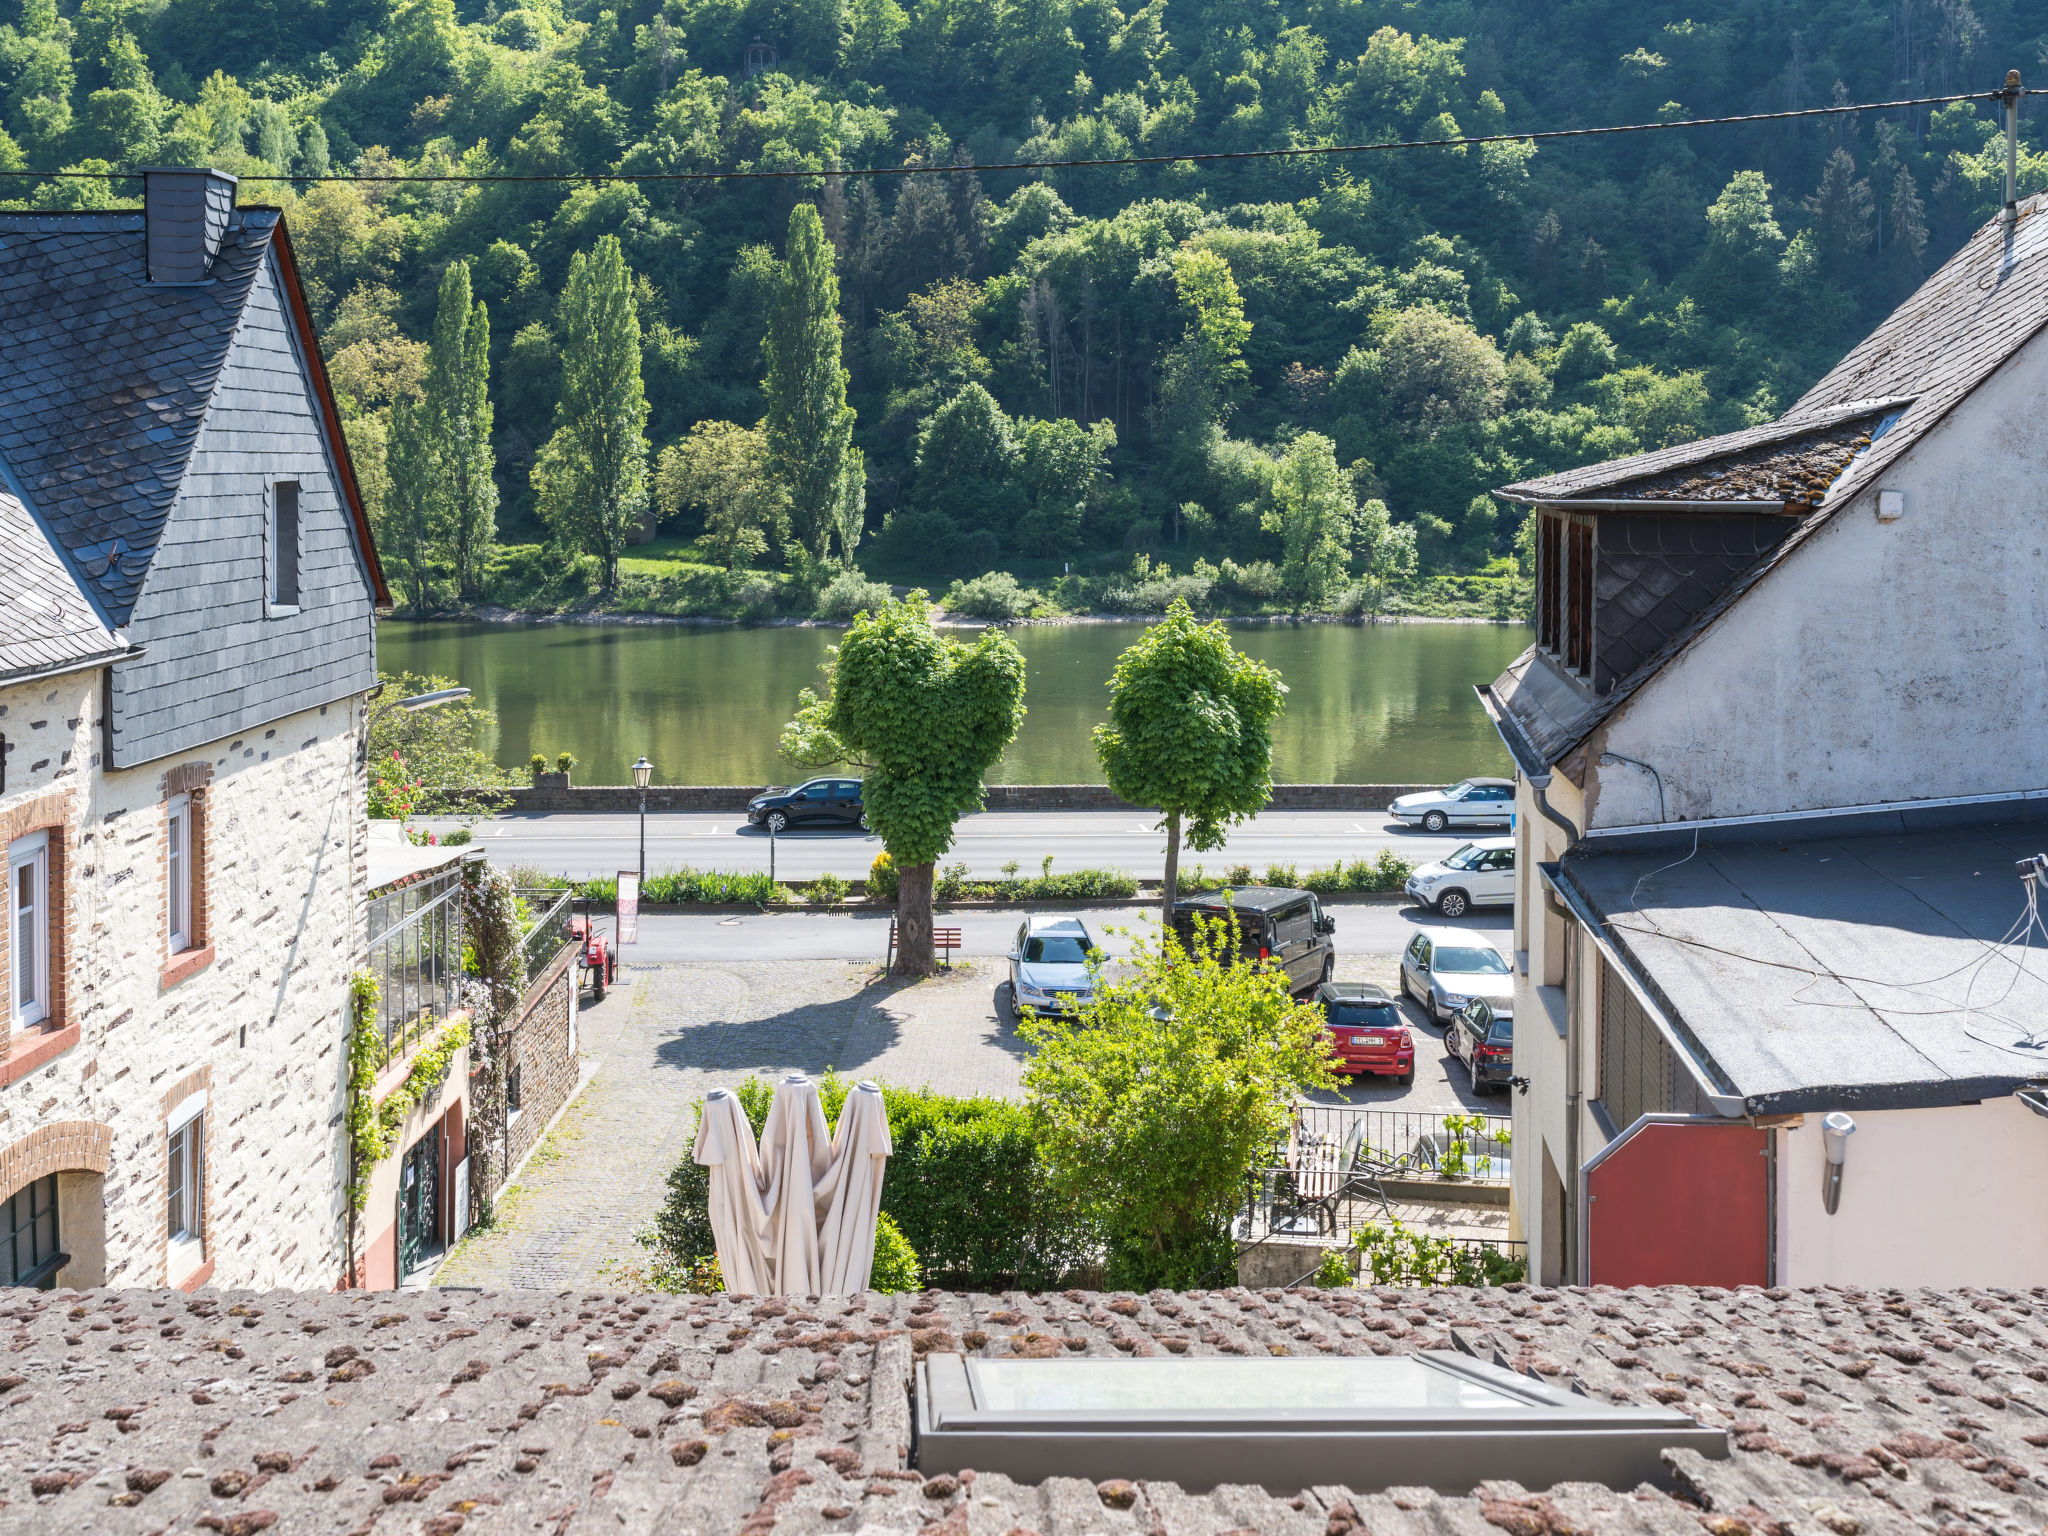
[469,783,1438,813]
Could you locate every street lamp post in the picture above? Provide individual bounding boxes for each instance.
[357,685,472,770]
[632,756,653,882]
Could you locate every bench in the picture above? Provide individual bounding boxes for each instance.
[887,922,962,969]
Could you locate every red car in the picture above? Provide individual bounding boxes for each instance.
[1315,982,1414,1083]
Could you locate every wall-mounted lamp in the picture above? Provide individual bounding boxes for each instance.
[1820,1111,1856,1214]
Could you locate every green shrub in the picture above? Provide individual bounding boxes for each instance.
[1345,850,1413,891]
[1311,1246,1354,1288]
[942,570,1034,620]
[621,868,791,906]
[868,851,898,901]
[815,568,894,621]
[1354,1220,1526,1286]
[1016,867,1138,900]
[578,874,619,903]
[808,871,850,906]
[529,754,547,774]
[555,752,576,773]
[1263,862,1299,888]
[869,1211,922,1293]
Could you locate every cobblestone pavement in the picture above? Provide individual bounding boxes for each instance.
[437,951,1490,1291]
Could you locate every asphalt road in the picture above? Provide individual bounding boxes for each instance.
[422,808,1511,883]
[614,902,1513,964]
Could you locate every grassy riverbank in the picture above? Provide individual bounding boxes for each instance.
[426,540,1530,626]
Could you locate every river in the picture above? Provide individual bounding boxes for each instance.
[376,618,1531,786]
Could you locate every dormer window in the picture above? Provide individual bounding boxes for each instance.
[268,481,300,613]
[1533,509,1593,680]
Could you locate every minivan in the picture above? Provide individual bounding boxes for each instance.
[1168,886,1335,995]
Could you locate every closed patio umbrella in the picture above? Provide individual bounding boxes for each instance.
[759,1073,832,1296]
[692,1088,771,1296]
[815,1080,893,1295]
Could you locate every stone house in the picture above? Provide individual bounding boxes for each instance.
[0,168,390,1292]
[1481,193,2048,1291]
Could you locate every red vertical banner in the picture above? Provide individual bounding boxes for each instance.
[616,870,639,946]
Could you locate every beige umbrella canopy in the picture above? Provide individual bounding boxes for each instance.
[759,1073,833,1297]
[692,1088,771,1296]
[815,1080,893,1295]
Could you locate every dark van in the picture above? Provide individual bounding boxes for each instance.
[1168,886,1336,995]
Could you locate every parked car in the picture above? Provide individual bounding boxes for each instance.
[745,777,865,832]
[1170,886,1335,995]
[1447,997,1515,1093]
[1007,915,1098,1017]
[1314,981,1413,1082]
[1399,928,1513,1024]
[1405,837,1516,918]
[1388,777,1516,833]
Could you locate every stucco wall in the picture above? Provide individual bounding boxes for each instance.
[1776,1098,2048,1288]
[0,678,366,1291]
[1589,327,2048,828]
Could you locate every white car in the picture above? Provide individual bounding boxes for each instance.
[1405,837,1516,918]
[1399,928,1514,1024]
[1007,915,1098,1018]
[1388,777,1515,833]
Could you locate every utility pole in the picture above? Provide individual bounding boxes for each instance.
[2001,69,2022,231]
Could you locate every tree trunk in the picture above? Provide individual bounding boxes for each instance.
[1160,810,1182,926]
[895,861,936,976]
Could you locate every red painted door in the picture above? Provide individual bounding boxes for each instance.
[1586,1120,1768,1288]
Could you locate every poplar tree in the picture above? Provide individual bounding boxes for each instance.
[427,260,497,604]
[763,202,860,564]
[383,393,446,613]
[535,236,649,593]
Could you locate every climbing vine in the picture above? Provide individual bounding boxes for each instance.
[460,863,524,1226]
[344,968,473,1215]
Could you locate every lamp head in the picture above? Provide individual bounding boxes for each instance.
[399,687,470,711]
[632,755,653,789]
[1821,1111,1856,1166]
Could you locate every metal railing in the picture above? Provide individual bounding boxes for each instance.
[1353,1230,1529,1288]
[1293,1103,1514,1184]
[366,868,466,1066]
[515,887,577,996]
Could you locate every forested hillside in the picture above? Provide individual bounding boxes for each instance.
[2,0,2044,616]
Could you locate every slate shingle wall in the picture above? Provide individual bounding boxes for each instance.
[111,254,377,767]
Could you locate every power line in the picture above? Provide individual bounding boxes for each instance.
[0,87,2036,185]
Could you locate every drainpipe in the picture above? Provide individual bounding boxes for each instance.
[2002,69,2022,231]
[1525,769,1585,1284]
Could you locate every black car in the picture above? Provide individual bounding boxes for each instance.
[1448,997,1514,1093]
[1169,886,1335,995]
[745,777,865,832]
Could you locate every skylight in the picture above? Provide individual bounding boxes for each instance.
[916,1351,1727,1495]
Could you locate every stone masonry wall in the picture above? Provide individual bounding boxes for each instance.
[0,677,366,1293]
[501,944,578,1182]
[470,783,1439,814]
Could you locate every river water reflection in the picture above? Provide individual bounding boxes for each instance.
[376,618,1531,786]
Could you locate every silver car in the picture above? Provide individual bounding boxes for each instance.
[1388,777,1515,834]
[1399,928,1514,1024]
[1007,915,1098,1018]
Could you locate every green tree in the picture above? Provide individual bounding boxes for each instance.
[1021,912,1336,1288]
[1351,496,1417,617]
[653,420,788,569]
[382,393,447,613]
[427,261,497,604]
[367,669,519,815]
[913,384,1023,535]
[1092,599,1287,915]
[1016,415,1114,557]
[782,595,1026,976]
[534,236,650,593]
[764,202,860,564]
[1263,432,1353,610]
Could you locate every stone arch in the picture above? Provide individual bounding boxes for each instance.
[1,1121,112,1288]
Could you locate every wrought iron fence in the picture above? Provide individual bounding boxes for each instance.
[1293,1103,1514,1184]
[366,867,466,1066]
[515,887,577,995]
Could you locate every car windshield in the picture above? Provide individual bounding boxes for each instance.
[1024,935,1090,965]
[1442,844,1485,870]
[1435,946,1510,974]
[1171,911,1262,956]
[1438,781,1472,796]
[1328,1001,1401,1028]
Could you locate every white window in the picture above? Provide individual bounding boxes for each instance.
[9,832,48,1029]
[167,794,191,953]
[167,1095,205,1278]
[268,481,301,613]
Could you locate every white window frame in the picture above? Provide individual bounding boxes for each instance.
[167,793,192,953]
[9,831,48,1030]
[266,480,301,617]
[167,1098,206,1278]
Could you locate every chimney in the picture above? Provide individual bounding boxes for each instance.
[142,167,238,285]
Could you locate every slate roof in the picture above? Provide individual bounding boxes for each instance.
[1555,809,2048,1112]
[1497,400,1907,506]
[3,1283,2044,1535]
[0,206,386,624]
[0,484,129,683]
[1487,195,2048,771]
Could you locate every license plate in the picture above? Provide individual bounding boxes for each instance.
[1357,1036,1387,1048]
